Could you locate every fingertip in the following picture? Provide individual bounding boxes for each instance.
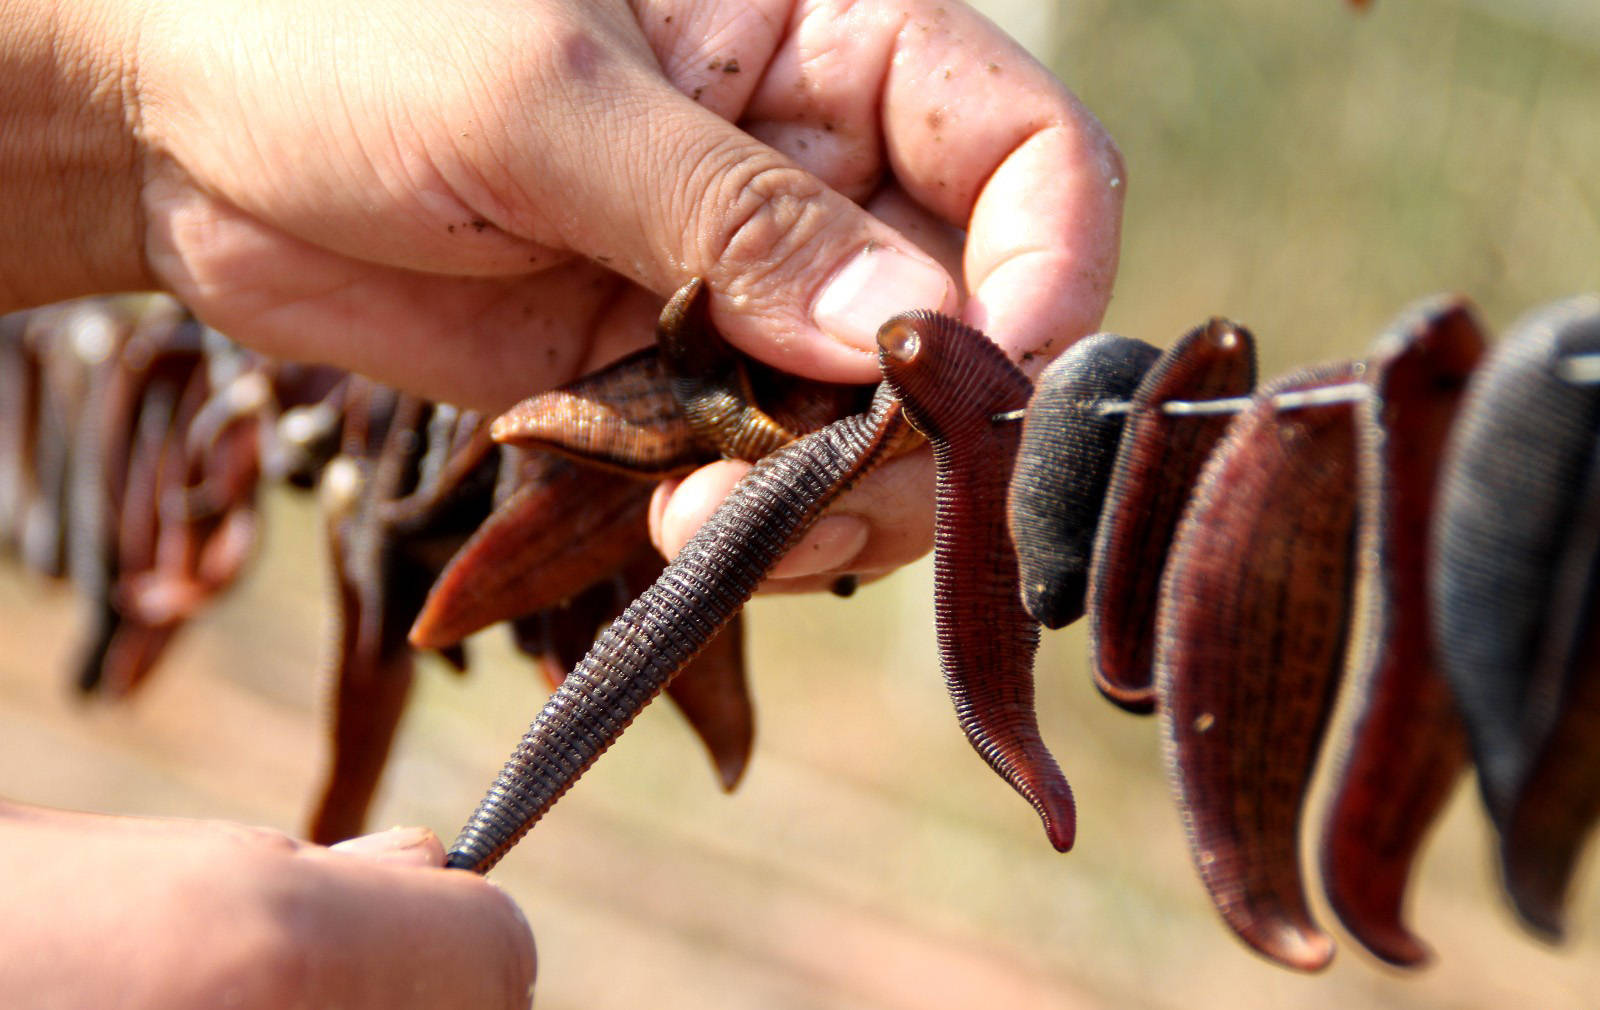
[810,243,957,357]
[327,826,445,867]
[766,514,871,579]
[650,461,751,559]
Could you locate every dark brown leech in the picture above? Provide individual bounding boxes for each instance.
[657,277,796,460]
[447,386,910,872]
[1499,589,1600,941]
[1087,319,1257,713]
[509,550,757,792]
[606,546,756,791]
[665,615,754,791]
[1431,296,1600,826]
[407,453,652,649]
[99,352,217,696]
[310,401,502,843]
[490,347,702,477]
[88,342,206,694]
[1155,361,1360,972]
[1497,371,1600,940]
[878,312,1076,851]
[1318,297,1483,967]
[307,392,431,844]
[1007,334,1161,630]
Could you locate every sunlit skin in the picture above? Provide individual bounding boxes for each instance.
[4,0,1119,1002]
[4,0,1122,596]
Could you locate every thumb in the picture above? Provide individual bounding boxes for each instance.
[518,77,957,384]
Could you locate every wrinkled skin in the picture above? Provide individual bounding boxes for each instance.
[116,0,1124,594]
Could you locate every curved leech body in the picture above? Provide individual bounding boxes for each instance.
[447,387,910,872]
[1087,319,1257,712]
[1499,612,1600,941]
[1432,295,1600,937]
[1007,334,1161,630]
[656,277,796,460]
[1318,297,1483,967]
[511,547,756,793]
[1431,296,1600,828]
[878,312,1076,851]
[1155,361,1360,972]
[491,347,699,478]
[408,454,653,650]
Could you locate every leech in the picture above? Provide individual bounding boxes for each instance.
[1007,333,1161,630]
[879,311,1078,851]
[657,277,797,459]
[1155,360,1361,973]
[447,387,911,872]
[1318,297,1482,968]
[1088,318,1257,714]
[1432,295,1600,829]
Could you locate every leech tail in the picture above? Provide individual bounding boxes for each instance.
[447,395,904,873]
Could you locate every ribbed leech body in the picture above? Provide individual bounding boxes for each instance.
[1007,334,1160,630]
[878,311,1076,851]
[490,347,699,477]
[1155,361,1359,972]
[1317,298,1481,967]
[1087,319,1256,712]
[657,277,795,461]
[447,388,904,872]
[1431,295,1600,937]
[1431,295,1600,825]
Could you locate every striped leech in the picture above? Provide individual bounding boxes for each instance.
[1085,318,1257,713]
[1155,361,1363,973]
[1316,297,1482,967]
[446,379,912,871]
[877,312,1078,851]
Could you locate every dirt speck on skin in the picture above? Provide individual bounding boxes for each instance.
[926,109,944,131]
[692,86,705,101]
[723,59,740,74]
[470,219,489,233]
[823,121,835,133]
[708,59,722,71]
[986,61,1001,74]
[447,224,456,234]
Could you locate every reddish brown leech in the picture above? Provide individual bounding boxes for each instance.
[1318,298,1482,966]
[1088,319,1256,713]
[1155,361,1360,972]
[447,387,911,872]
[878,311,1076,851]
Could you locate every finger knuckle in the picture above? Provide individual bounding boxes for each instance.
[697,157,833,283]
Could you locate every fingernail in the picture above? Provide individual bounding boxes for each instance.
[812,245,953,352]
[330,826,441,865]
[768,514,870,579]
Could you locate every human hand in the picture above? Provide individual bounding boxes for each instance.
[10,0,1122,592]
[0,802,534,1010]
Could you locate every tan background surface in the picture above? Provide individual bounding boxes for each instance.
[4,0,1600,1007]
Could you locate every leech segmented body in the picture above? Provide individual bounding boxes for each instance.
[1317,297,1482,967]
[1087,318,1257,713]
[1155,360,1361,973]
[1006,333,1160,631]
[1431,295,1600,827]
[1431,295,1600,937]
[878,311,1077,851]
[447,386,910,872]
